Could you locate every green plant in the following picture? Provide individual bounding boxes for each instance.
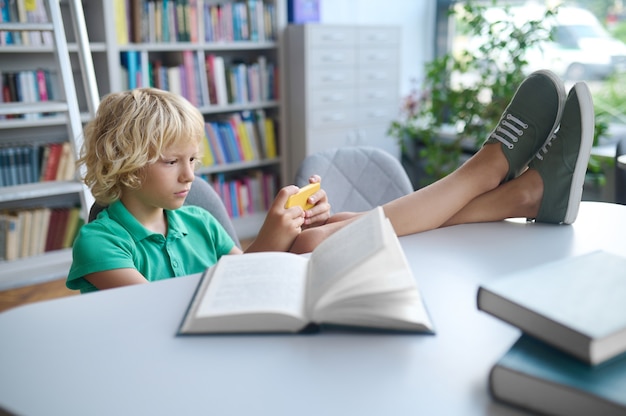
[388,1,557,186]
[586,71,626,185]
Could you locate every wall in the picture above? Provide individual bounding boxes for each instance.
[318,0,436,95]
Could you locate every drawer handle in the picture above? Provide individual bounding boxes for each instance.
[322,53,345,62]
[366,53,387,61]
[325,114,346,121]
[322,74,345,82]
[368,74,388,81]
[324,94,344,102]
[322,33,346,41]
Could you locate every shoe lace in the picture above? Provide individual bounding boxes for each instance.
[534,132,557,161]
[490,113,528,149]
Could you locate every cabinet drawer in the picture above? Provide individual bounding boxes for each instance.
[359,27,401,46]
[358,68,397,85]
[359,48,399,66]
[358,86,398,105]
[356,105,397,124]
[309,26,357,48]
[310,108,357,129]
[308,48,357,68]
[310,88,357,109]
[308,67,357,88]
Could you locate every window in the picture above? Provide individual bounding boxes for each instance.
[438,0,626,129]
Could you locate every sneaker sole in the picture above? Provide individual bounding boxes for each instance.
[563,82,594,224]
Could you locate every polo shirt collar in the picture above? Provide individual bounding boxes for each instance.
[107,200,189,242]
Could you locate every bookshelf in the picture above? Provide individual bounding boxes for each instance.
[0,0,100,290]
[1,0,288,289]
[93,0,289,239]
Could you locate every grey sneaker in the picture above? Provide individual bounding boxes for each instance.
[529,82,594,224]
[484,69,566,182]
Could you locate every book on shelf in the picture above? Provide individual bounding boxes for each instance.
[182,51,198,106]
[0,213,19,261]
[214,121,233,163]
[206,54,228,106]
[178,206,435,335]
[198,128,215,167]
[113,0,129,44]
[44,208,61,253]
[122,51,142,90]
[15,0,29,45]
[29,207,50,257]
[263,116,277,158]
[54,142,75,181]
[40,142,64,182]
[0,216,6,261]
[489,334,626,416]
[206,170,273,217]
[17,209,32,258]
[477,250,626,366]
[204,122,226,164]
[50,207,70,251]
[0,1,15,45]
[130,0,144,43]
[61,207,83,249]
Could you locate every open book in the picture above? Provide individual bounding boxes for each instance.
[178,207,435,334]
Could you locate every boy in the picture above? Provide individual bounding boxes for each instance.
[67,88,330,293]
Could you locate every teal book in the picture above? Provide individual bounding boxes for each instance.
[477,250,626,365]
[489,335,626,416]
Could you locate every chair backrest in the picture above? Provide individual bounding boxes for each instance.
[616,137,626,205]
[88,176,241,248]
[294,146,414,214]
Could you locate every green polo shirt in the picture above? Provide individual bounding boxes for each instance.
[67,200,235,293]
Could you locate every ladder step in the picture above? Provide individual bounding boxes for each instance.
[0,23,54,32]
[0,101,69,116]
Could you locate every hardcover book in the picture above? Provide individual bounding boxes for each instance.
[477,250,626,365]
[490,335,626,416]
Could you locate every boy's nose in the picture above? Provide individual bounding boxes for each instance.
[181,164,195,182]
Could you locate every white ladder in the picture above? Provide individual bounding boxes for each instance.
[0,0,98,218]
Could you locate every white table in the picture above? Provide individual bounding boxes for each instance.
[1,201,624,416]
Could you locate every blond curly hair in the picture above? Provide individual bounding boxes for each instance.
[79,88,205,205]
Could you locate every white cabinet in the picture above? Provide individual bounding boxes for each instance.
[285,24,401,180]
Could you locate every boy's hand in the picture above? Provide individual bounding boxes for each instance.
[302,175,331,229]
[246,185,305,253]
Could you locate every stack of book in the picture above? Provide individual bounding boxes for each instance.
[477,250,626,415]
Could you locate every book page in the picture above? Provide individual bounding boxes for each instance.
[306,208,386,310]
[195,253,309,319]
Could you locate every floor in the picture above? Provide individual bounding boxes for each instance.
[0,278,77,313]
[0,237,255,313]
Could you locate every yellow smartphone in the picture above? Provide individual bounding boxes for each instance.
[285,182,321,210]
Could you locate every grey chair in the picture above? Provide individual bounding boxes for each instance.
[294,146,414,214]
[88,175,241,248]
[616,137,626,205]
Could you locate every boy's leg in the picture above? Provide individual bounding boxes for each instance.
[443,81,594,226]
[384,70,565,236]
